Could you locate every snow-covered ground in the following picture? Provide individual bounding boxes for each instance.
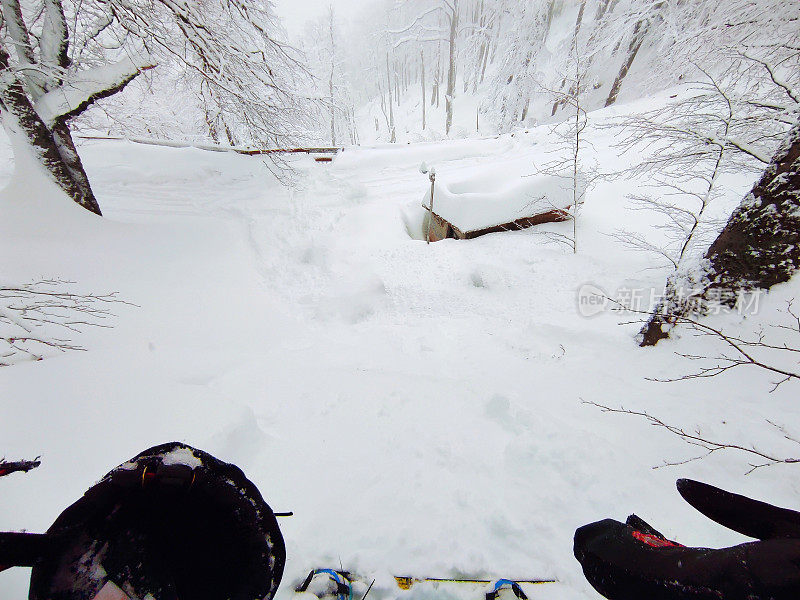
[2,92,799,600]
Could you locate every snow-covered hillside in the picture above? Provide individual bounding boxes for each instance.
[2,91,799,600]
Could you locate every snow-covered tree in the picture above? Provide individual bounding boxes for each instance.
[484,1,553,131]
[611,65,777,270]
[639,118,800,346]
[536,3,594,254]
[603,1,664,107]
[483,0,665,130]
[278,0,799,143]
[384,0,461,135]
[0,0,313,215]
[615,0,800,345]
[300,7,359,146]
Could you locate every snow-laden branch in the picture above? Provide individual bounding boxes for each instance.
[393,35,447,50]
[387,6,447,35]
[1,0,36,67]
[1,0,47,97]
[722,135,772,163]
[34,54,154,124]
[740,52,800,106]
[39,0,69,76]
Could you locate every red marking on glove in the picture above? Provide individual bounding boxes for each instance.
[632,530,682,548]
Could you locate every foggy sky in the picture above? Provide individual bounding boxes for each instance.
[273,0,376,38]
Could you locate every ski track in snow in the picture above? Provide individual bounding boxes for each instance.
[2,103,800,600]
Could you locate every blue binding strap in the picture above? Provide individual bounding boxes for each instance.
[493,579,515,592]
[314,569,351,600]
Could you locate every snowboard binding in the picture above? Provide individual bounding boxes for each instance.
[574,478,800,600]
[1,442,285,600]
[295,569,354,600]
[485,579,529,600]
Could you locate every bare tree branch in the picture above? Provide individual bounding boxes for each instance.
[607,296,800,390]
[0,280,134,366]
[584,401,800,474]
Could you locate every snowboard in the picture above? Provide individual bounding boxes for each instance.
[295,569,556,600]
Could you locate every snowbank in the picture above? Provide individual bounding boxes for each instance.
[423,170,585,234]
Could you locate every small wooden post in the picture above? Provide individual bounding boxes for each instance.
[426,168,436,244]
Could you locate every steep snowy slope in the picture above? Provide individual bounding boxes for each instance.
[1,93,799,600]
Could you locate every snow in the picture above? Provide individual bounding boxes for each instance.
[1,91,799,600]
[159,446,203,469]
[34,55,153,125]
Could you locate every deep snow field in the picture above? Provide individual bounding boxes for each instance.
[2,90,800,600]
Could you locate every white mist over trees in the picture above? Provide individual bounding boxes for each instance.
[296,0,797,146]
[297,7,358,147]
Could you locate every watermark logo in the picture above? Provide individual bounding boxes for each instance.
[577,283,610,317]
[576,283,763,318]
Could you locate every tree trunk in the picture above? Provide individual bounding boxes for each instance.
[605,2,663,107]
[421,49,426,130]
[604,19,646,107]
[706,123,800,297]
[480,35,490,83]
[520,49,534,122]
[639,121,800,346]
[432,62,440,107]
[0,46,101,215]
[348,105,358,145]
[432,14,442,108]
[223,122,236,147]
[330,73,336,147]
[476,44,486,89]
[386,53,396,143]
[51,119,102,213]
[445,0,458,136]
[594,0,613,21]
[552,1,585,116]
[329,9,336,147]
[573,0,587,38]
[474,0,486,91]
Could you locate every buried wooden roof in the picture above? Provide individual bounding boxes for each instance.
[422,171,583,242]
[425,205,571,241]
